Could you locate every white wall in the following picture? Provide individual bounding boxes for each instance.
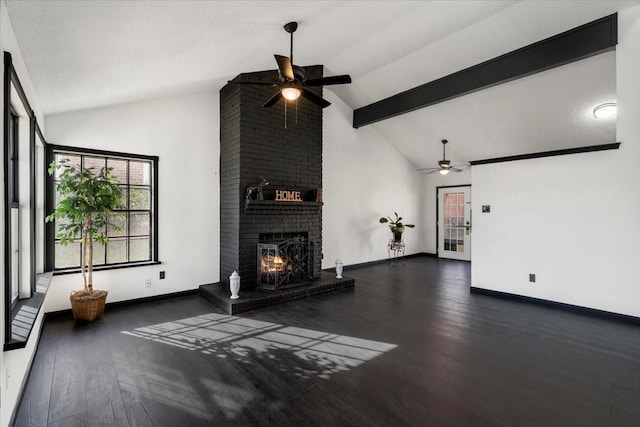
[322,90,424,268]
[43,90,220,311]
[471,4,640,318]
[1,2,46,426]
[44,82,422,299]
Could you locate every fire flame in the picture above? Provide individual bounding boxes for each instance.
[261,255,284,273]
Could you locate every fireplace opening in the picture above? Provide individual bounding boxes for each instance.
[257,233,313,291]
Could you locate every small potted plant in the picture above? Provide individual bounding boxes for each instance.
[379,212,415,242]
[46,160,123,321]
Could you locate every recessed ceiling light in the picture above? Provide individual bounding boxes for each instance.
[593,102,617,119]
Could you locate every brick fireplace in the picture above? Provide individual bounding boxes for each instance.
[219,66,324,290]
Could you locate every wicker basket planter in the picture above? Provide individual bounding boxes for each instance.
[70,290,108,321]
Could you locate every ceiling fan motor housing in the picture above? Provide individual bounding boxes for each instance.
[284,21,298,33]
[292,65,306,82]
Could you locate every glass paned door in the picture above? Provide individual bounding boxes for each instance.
[438,186,471,261]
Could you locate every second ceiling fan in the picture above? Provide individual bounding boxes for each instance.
[418,139,466,175]
[236,21,352,108]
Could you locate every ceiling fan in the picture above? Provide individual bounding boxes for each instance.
[417,139,465,175]
[234,21,352,108]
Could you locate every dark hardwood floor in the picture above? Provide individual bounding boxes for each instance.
[14,258,640,426]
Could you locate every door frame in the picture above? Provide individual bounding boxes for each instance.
[436,184,472,260]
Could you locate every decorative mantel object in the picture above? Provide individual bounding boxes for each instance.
[230,271,241,299]
[335,259,344,279]
[245,177,269,201]
[379,212,415,242]
[275,189,303,202]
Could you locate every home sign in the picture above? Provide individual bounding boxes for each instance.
[275,190,303,202]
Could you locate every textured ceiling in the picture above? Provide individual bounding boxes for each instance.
[4,0,638,167]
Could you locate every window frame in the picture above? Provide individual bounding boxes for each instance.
[8,105,19,205]
[45,144,159,273]
[4,51,48,350]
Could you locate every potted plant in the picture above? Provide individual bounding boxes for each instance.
[46,160,123,321]
[379,212,415,242]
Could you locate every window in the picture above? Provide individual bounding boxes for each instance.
[46,146,159,271]
[4,51,48,350]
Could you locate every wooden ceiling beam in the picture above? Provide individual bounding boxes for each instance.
[353,14,617,129]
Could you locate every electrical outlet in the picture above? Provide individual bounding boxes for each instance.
[159,271,165,279]
[144,279,152,288]
[529,274,536,283]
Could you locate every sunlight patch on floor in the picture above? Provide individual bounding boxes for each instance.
[122,312,397,380]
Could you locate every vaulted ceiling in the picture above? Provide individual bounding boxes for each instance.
[5,0,638,168]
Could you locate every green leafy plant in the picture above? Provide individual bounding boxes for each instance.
[379,212,415,240]
[45,160,123,295]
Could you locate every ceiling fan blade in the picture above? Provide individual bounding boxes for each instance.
[262,91,283,108]
[231,80,279,86]
[300,88,331,108]
[274,55,294,81]
[304,75,352,86]
[417,167,439,173]
[418,163,466,174]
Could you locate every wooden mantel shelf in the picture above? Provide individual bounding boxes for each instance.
[244,199,323,214]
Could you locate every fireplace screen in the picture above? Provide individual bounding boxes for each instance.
[257,237,314,290]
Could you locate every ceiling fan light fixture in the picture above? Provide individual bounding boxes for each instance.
[281,86,301,101]
[439,168,450,175]
[593,102,616,119]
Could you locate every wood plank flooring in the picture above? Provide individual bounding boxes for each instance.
[14,257,640,426]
